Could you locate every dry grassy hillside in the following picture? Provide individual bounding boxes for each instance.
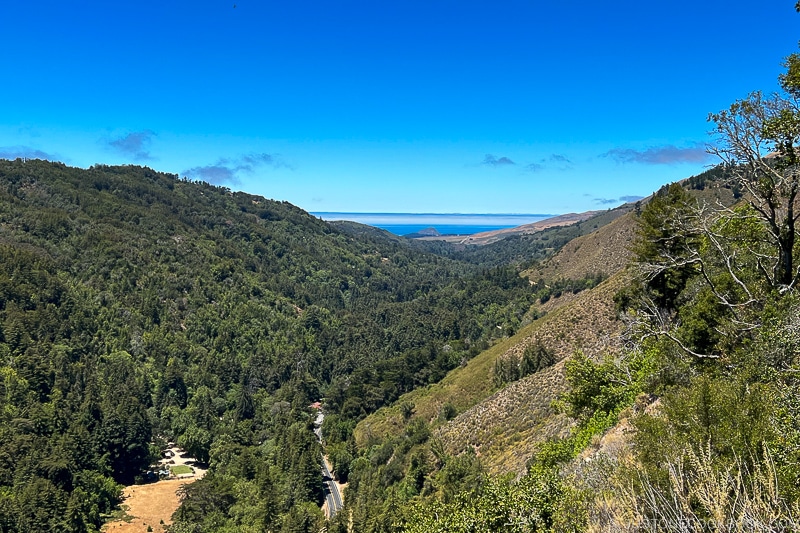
[435,272,630,475]
[526,211,638,282]
[355,208,639,477]
[419,211,603,245]
[354,271,631,467]
[354,331,515,447]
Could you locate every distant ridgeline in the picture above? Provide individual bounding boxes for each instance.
[0,159,598,532]
[312,212,554,238]
[0,158,746,532]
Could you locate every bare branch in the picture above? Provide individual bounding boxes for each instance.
[624,296,722,359]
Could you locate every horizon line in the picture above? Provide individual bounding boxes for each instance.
[310,212,559,216]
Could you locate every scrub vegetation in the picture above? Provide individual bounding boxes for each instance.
[4,26,800,533]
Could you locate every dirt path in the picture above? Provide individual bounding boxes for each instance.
[103,478,193,533]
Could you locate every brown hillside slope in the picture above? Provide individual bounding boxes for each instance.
[400,187,742,478]
[355,209,637,476]
[354,271,630,466]
[418,211,603,245]
[435,272,630,475]
[526,211,638,282]
[355,330,519,447]
[439,213,639,475]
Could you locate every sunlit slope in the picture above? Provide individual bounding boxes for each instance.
[435,272,629,474]
[354,273,629,463]
[425,179,738,475]
[525,210,638,282]
[354,213,635,474]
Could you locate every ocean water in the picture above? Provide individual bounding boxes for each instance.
[311,212,554,237]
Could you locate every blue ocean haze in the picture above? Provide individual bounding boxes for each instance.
[313,213,553,236]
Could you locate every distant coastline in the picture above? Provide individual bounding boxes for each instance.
[312,212,556,237]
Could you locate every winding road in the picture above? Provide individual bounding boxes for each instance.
[314,411,344,518]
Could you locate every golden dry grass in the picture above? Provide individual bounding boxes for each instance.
[435,273,630,474]
[355,271,632,474]
[526,212,638,282]
[354,331,515,446]
[586,444,800,533]
[102,479,196,533]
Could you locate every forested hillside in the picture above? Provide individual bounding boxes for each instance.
[0,159,558,532]
[5,84,800,532]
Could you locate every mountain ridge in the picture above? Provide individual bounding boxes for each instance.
[415,210,606,245]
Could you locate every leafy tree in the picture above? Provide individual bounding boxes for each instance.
[402,467,573,533]
[520,342,555,376]
[172,475,237,528]
[709,52,800,292]
[279,501,324,533]
[632,182,700,311]
[494,342,556,386]
[178,424,213,464]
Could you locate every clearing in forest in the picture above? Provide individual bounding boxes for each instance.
[103,447,206,533]
[102,478,193,533]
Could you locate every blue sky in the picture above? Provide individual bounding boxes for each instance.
[1,1,798,214]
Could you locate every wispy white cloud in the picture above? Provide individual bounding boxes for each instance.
[0,145,59,160]
[482,154,516,167]
[108,130,156,161]
[184,152,290,185]
[523,153,572,172]
[602,143,712,165]
[591,194,645,206]
[619,195,644,203]
[594,197,619,205]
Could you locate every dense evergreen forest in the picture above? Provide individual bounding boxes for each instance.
[5,149,799,532]
[5,38,800,533]
[0,159,575,532]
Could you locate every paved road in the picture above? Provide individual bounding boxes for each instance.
[321,453,343,516]
[315,411,344,518]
